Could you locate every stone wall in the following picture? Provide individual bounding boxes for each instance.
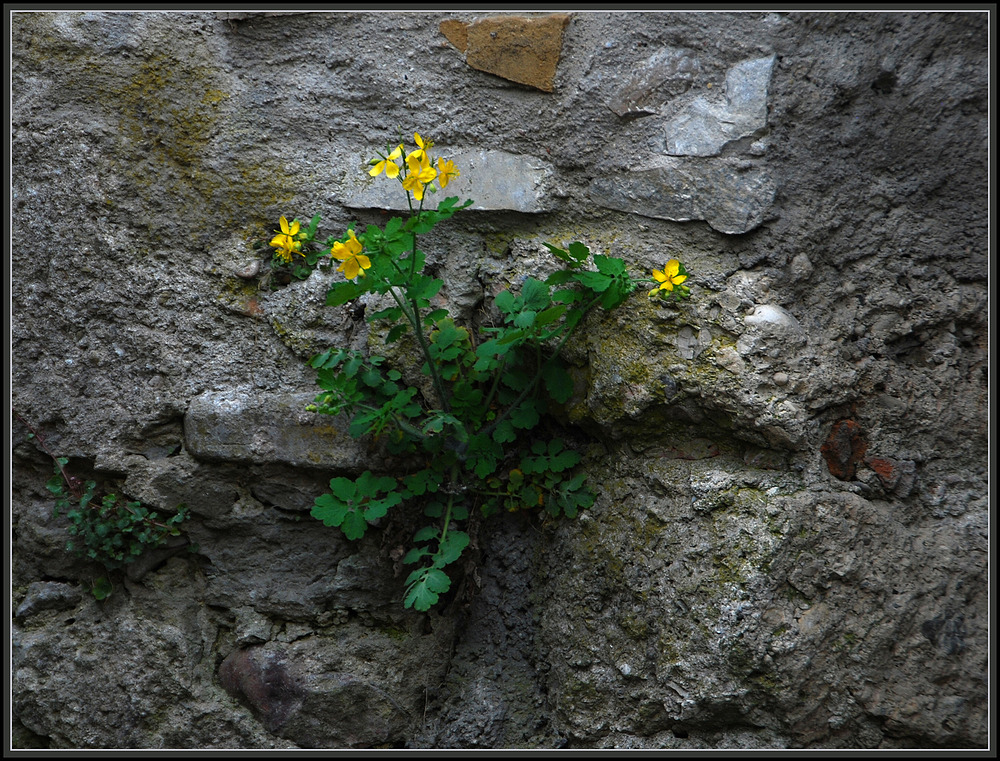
[11,11,988,749]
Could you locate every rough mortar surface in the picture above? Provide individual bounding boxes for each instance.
[12,11,987,750]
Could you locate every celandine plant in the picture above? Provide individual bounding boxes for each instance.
[269,131,690,611]
[14,410,191,600]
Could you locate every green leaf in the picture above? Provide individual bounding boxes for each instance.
[513,310,536,329]
[356,470,396,498]
[492,419,516,444]
[494,291,516,315]
[311,492,354,533]
[600,275,635,310]
[327,280,365,307]
[328,477,357,502]
[437,531,470,566]
[339,507,369,541]
[510,400,540,430]
[404,566,452,611]
[520,278,551,311]
[91,576,113,601]
[551,286,582,303]
[386,324,409,343]
[594,254,626,276]
[403,546,433,564]
[572,270,612,292]
[307,214,321,238]
[368,306,402,322]
[423,308,449,326]
[465,434,501,479]
[542,360,574,404]
[361,367,383,387]
[384,216,403,237]
[364,492,402,521]
[414,525,439,543]
[436,196,462,213]
[406,215,439,235]
[403,469,441,497]
[408,275,444,305]
[535,304,567,327]
[310,475,379,541]
[422,411,463,435]
[567,241,591,264]
[543,242,570,261]
[549,446,581,473]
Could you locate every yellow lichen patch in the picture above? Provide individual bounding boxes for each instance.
[18,16,294,241]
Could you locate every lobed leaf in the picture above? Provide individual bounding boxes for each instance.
[404,567,452,611]
[437,531,470,565]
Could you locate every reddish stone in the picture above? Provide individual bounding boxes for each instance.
[865,455,917,497]
[867,456,896,484]
[219,647,303,732]
[821,419,867,480]
[440,14,571,92]
[439,19,468,53]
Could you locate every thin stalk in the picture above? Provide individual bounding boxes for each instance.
[14,409,83,500]
[480,352,509,416]
[437,462,460,548]
[386,284,452,413]
[388,180,453,412]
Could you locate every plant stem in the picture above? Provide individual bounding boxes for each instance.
[13,409,83,500]
[386,286,452,413]
[438,462,460,548]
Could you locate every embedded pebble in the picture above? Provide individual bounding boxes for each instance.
[236,261,261,279]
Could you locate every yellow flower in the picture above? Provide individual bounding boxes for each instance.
[401,152,438,201]
[331,230,371,279]
[436,157,459,189]
[369,144,404,178]
[650,259,688,296]
[270,216,303,263]
[408,132,434,161]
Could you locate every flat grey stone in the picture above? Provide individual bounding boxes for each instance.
[184,389,366,470]
[665,55,776,156]
[607,46,701,116]
[589,156,776,234]
[15,582,81,619]
[340,149,552,214]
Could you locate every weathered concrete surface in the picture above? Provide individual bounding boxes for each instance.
[12,10,988,750]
